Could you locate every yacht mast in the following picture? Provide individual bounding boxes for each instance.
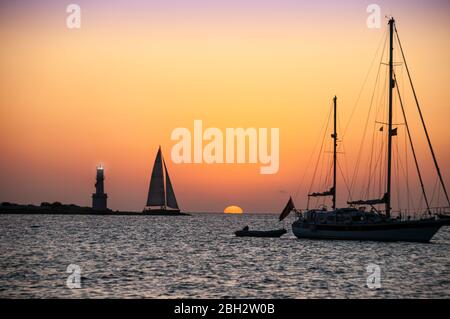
[332,96,337,210]
[307,96,338,209]
[386,17,395,218]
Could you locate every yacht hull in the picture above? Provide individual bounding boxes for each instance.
[292,219,447,243]
[142,209,189,216]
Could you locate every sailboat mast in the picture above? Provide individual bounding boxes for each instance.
[332,96,337,210]
[386,18,395,218]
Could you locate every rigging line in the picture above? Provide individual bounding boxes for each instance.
[317,126,330,193]
[349,51,384,196]
[395,139,401,211]
[369,65,388,199]
[394,73,431,213]
[321,137,335,200]
[365,67,385,198]
[402,81,412,212]
[393,83,401,212]
[396,130,413,212]
[350,32,387,198]
[437,179,441,207]
[365,93,381,198]
[326,156,334,188]
[337,161,352,200]
[402,126,412,212]
[321,156,330,189]
[317,131,330,190]
[379,65,389,198]
[430,175,439,205]
[366,59,388,199]
[364,129,384,199]
[307,103,333,198]
[334,95,351,200]
[343,28,388,139]
[378,122,385,197]
[294,102,332,200]
[395,26,450,207]
[338,109,353,200]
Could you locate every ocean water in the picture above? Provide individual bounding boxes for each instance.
[0,213,449,298]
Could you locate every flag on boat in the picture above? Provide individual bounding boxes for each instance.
[279,196,295,221]
[391,127,398,136]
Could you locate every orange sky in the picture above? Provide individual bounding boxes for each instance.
[0,1,449,212]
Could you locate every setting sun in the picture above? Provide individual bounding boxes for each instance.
[223,205,243,214]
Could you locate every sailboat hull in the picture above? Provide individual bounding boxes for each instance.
[292,219,447,243]
[142,209,189,216]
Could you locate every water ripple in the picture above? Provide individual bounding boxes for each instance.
[0,213,449,298]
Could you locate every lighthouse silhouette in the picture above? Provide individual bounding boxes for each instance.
[92,165,108,210]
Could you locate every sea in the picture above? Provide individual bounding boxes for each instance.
[0,213,449,298]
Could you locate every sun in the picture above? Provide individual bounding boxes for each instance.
[224,205,243,214]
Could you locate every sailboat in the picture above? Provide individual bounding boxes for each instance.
[282,18,449,242]
[143,146,188,215]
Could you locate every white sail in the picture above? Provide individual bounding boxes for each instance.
[146,148,165,206]
[164,159,179,209]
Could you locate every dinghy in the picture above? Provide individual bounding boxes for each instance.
[234,228,287,238]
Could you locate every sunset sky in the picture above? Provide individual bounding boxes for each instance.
[1,0,449,213]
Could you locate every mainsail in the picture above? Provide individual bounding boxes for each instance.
[147,148,165,206]
[146,147,180,210]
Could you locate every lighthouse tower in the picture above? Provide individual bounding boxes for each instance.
[92,165,108,210]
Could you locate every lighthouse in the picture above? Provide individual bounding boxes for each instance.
[92,165,108,210]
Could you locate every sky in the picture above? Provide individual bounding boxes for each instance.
[1,0,449,213]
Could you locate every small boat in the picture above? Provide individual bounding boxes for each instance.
[235,228,287,238]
